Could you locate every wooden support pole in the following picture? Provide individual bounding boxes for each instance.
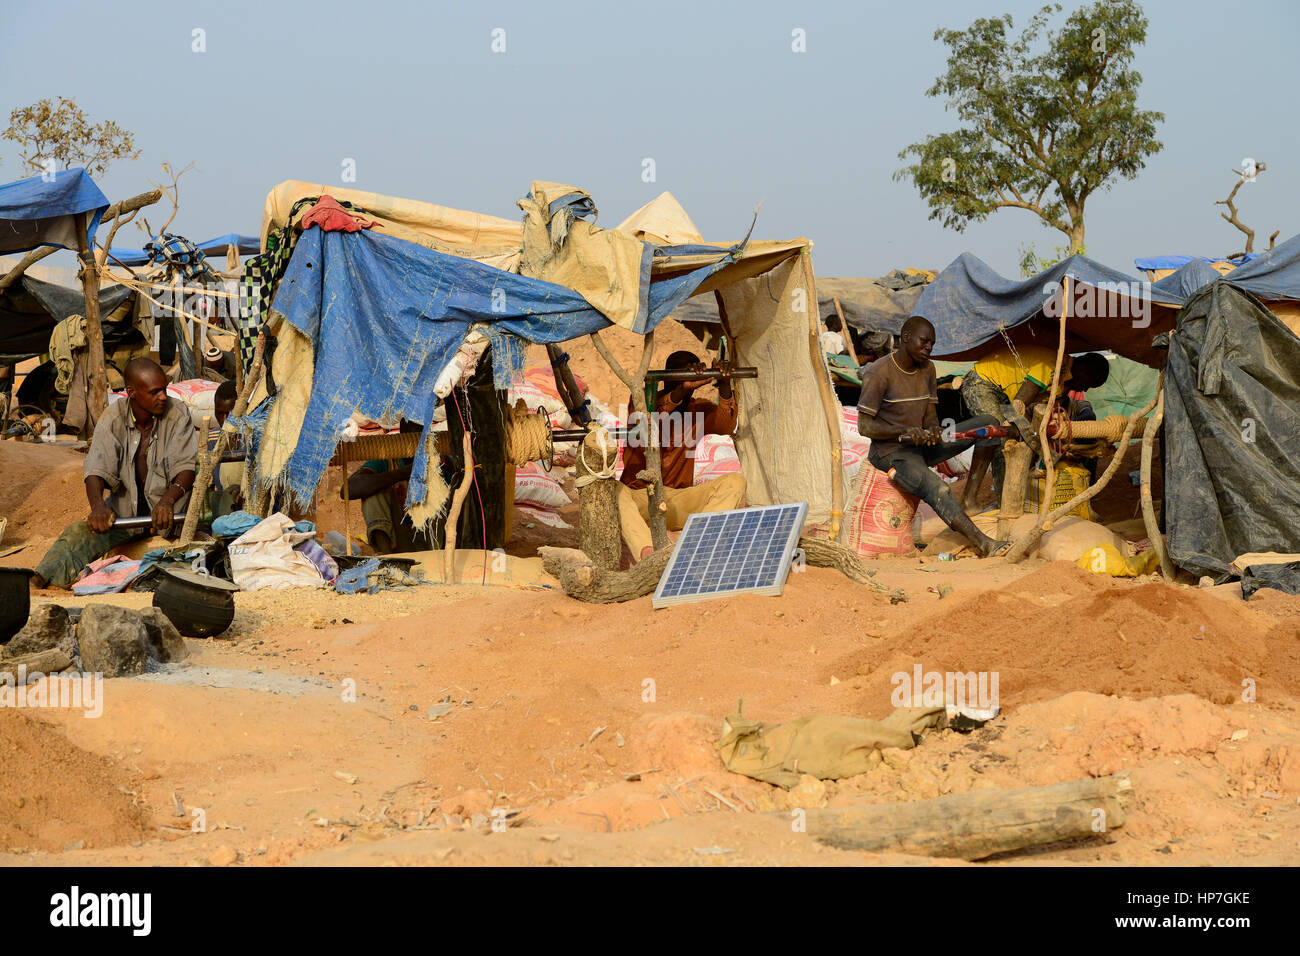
[1039,276,1070,521]
[800,251,845,540]
[832,296,861,365]
[997,438,1032,540]
[807,773,1132,860]
[1140,373,1174,579]
[75,212,108,429]
[443,430,475,585]
[179,332,265,545]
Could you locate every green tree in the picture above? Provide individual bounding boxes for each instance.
[895,1,1164,254]
[4,96,139,179]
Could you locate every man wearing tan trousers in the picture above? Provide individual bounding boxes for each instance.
[617,350,747,562]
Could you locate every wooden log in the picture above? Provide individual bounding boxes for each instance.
[540,545,672,603]
[0,245,59,292]
[541,535,906,604]
[1140,375,1174,579]
[0,649,73,683]
[998,438,1033,540]
[808,773,1132,860]
[576,427,621,571]
[798,537,904,602]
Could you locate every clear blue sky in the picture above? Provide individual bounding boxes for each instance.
[3,0,1297,278]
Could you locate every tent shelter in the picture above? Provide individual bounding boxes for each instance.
[0,168,113,428]
[232,181,847,551]
[914,252,1184,367]
[1134,253,1258,283]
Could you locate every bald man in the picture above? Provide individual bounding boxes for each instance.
[31,358,198,589]
[856,317,1006,557]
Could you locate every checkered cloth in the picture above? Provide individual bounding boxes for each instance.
[145,232,216,282]
[236,196,366,372]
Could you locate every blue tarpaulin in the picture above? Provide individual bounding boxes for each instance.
[1216,232,1300,301]
[1134,253,1259,271]
[109,232,260,266]
[914,252,1186,366]
[0,168,108,255]
[265,225,736,510]
[1152,260,1222,300]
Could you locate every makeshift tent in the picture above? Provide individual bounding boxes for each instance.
[1216,232,1300,301]
[244,182,845,532]
[1164,281,1300,581]
[915,252,1184,367]
[0,168,107,255]
[109,233,260,266]
[0,273,135,364]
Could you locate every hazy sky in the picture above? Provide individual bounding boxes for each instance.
[3,0,1297,279]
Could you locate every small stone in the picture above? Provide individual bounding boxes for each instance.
[332,771,358,785]
[63,840,85,852]
[1198,576,1214,589]
[208,845,238,867]
[787,774,828,809]
[1230,729,1249,741]
[829,676,840,686]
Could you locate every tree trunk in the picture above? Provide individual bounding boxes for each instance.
[807,773,1132,860]
[997,438,1032,540]
[76,212,107,430]
[576,428,621,571]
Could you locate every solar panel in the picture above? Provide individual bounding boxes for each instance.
[652,502,808,609]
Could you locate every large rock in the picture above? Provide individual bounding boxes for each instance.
[139,607,189,663]
[0,649,72,684]
[6,604,75,658]
[77,606,147,678]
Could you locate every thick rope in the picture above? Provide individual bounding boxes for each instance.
[504,401,552,466]
[574,425,618,488]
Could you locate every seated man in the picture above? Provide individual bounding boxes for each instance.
[857,317,1005,557]
[617,350,747,562]
[31,358,197,589]
[341,419,428,554]
[960,348,1111,507]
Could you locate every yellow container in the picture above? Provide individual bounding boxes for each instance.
[1029,464,1093,521]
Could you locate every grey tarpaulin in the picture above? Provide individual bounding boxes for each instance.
[1165,281,1300,581]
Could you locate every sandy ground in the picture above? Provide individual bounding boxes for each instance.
[3,406,1299,867]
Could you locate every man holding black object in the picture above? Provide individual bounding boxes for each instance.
[31,358,197,589]
[856,317,1007,557]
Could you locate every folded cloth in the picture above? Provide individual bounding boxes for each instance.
[212,510,261,537]
[72,556,142,596]
[301,195,377,233]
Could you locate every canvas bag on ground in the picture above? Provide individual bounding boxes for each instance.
[228,513,326,590]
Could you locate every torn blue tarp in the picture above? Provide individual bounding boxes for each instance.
[914,252,1185,366]
[265,225,735,511]
[1217,232,1300,301]
[0,167,108,255]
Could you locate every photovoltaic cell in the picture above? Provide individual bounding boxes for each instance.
[652,502,807,609]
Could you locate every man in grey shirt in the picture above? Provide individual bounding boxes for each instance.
[32,358,198,589]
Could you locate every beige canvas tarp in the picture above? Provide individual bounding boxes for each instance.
[718,253,837,525]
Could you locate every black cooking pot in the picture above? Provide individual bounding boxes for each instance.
[0,567,35,643]
[152,569,240,638]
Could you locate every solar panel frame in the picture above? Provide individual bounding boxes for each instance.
[651,502,807,609]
